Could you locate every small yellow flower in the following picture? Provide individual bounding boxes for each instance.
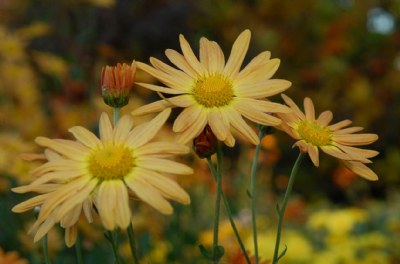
[132,29,291,146]
[12,109,192,246]
[277,94,379,180]
[101,62,136,107]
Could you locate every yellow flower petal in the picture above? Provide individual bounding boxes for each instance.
[223,29,251,78]
[131,99,172,116]
[126,108,171,148]
[165,48,197,78]
[125,176,173,215]
[173,105,202,132]
[69,126,101,148]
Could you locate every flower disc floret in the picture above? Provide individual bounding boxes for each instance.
[88,145,134,180]
[296,120,332,146]
[192,73,234,108]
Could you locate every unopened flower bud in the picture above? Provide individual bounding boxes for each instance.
[101,61,136,108]
[193,125,218,159]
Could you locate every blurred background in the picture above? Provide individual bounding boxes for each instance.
[1,0,400,263]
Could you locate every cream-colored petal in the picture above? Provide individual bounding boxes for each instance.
[236,79,291,98]
[304,97,315,121]
[235,59,280,86]
[167,94,195,107]
[99,112,113,143]
[223,29,251,78]
[20,152,46,161]
[236,51,271,79]
[224,132,236,147]
[65,225,78,248]
[135,167,190,204]
[69,126,101,148]
[137,157,193,175]
[30,170,84,186]
[234,100,282,126]
[131,99,172,116]
[320,145,353,161]
[225,108,259,144]
[38,176,91,221]
[12,184,59,194]
[317,111,333,126]
[150,57,193,89]
[333,133,378,146]
[207,109,229,141]
[341,161,378,181]
[179,34,206,75]
[136,82,187,94]
[208,41,225,72]
[60,203,82,228]
[334,143,379,159]
[307,145,320,167]
[83,199,93,223]
[281,94,306,120]
[126,108,171,148]
[293,140,309,153]
[33,214,56,242]
[199,37,210,71]
[135,142,190,156]
[328,119,352,131]
[165,48,197,78]
[334,127,364,134]
[113,115,133,144]
[35,137,88,161]
[331,144,376,163]
[125,176,173,214]
[175,111,208,144]
[237,98,291,113]
[56,180,97,222]
[137,61,191,91]
[114,181,131,229]
[44,149,62,161]
[97,181,117,230]
[29,160,83,178]
[173,105,202,132]
[12,193,50,212]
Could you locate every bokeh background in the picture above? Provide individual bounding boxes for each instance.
[1,0,400,263]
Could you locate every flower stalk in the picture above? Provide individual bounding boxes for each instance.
[249,129,266,264]
[272,152,304,264]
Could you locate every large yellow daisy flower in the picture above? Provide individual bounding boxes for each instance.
[132,29,292,146]
[277,94,379,180]
[12,109,192,244]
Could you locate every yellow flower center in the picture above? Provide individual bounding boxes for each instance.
[88,145,134,180]
[192,73,234,108]
[296,120,332,146]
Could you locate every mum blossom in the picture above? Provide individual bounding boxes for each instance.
[132,29,291,146]
[277,94,379,180]
[12,109,192,245]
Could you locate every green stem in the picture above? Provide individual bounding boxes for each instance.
[249,130,265,264]
[75,233,83,264]
[42,234,51,264]
[211,144,223,263]
[206,158,251,264]
[113,107,120,125]
[272,153,304,264]
[105,230,122,264]
[127,223,140,264]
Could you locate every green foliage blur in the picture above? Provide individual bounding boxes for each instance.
[0,0,399,263]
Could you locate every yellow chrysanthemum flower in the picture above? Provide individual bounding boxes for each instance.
[277,94,379,180]
[12,109,192,245]
[132,29,292,146]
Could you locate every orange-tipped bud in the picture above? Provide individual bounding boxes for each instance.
[101,61,136,108]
